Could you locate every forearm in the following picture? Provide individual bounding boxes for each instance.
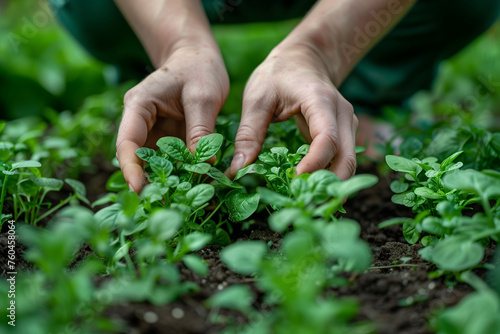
[275,0,416,86]
[114,0,218,68]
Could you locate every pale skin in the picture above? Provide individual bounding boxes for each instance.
[115,0,414,193]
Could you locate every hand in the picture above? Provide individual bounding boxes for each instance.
[228,45,358,180]
[116,45,229,193]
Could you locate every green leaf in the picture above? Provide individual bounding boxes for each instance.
[92,193,117,207]
[106,170,129,191]
[220,240,267,275]
[270,147,288,155]
[186,184,215,208]
[95,203,122,229]
[440,151,463,171]
[390,180,409,193]
[307,169,340,202]
[11,160,41,169]
[150,156,173,180]
[321,220,372,272]
[402,192,417,207]
[421,217,447,236]
[157,137,187,161]
[385,155,422,176]
[429,236,484,271]
[65,178,90,205]
[183,254,208,276]
[269,208,302,232]
[434,291,500,334]
[207,167,241,189]
[183,232,212,251]
[225,190,260,222]
[195,133,223,162]
[443,170,500,202]
[148,209,183,241]
[113,241,131,263]
[414,187,442,199]
[328,174,378,198]
[117,191,141,217]
[296,144,309,155]
[403,219,420,244]
[136,148,156,162]
[182,162,211,174]
[32,177,64,191]
[257,187,294,207]
[234,163,267,181]
[206,285,254,314]
[212,228,231,246]
[378,217,411,228]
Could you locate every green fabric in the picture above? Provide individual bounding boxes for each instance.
[49,0,500,114]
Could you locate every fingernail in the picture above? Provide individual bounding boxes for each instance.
[128,183,136,193]
[230,153,245,172]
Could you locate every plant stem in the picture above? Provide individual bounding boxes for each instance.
[35,196,72,225]
[120,232,136,279]
[199,200,224,229]
[0,174,9,214]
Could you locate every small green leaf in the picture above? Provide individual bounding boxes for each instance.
[257,187,294,207]
[414,187,442,199]
[208,167,242,189]
[136,148,156,162]
[296,144,309,155]
[378,217,411,228]
[269,208,302,232]
[430,236,484,271]
[150,156,173,180]
[32,177,64,190]
[403,219,420,244]
[385,155,422,176]
[206,285,254,314]
[182,162,211,174]
[148,209,183,241]
[65,178,90,205]
[443,170,500,202]
[440,151,463,171]
[220,240,267,275]
[390,180,409,193]
[11,160,41,169]
[183,232,212,251]
[186,184,215,208]
[195,133,223,162]
[328,174,378,198]
[234,163,267,181]
[106,170,129,191]
[157,137,186,161]
[92,193,117,207]
[183,254,208,276]
[113,241,131,263]
[225,190,260,222]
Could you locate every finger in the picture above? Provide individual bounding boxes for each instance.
[182,86,221,160]
[116,97,155,193]
[295,113,312,143]
[295,104,339,175]
[328,110,358,180]
[228,90,277,177]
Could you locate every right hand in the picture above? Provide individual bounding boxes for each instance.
[116,45,229,193]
